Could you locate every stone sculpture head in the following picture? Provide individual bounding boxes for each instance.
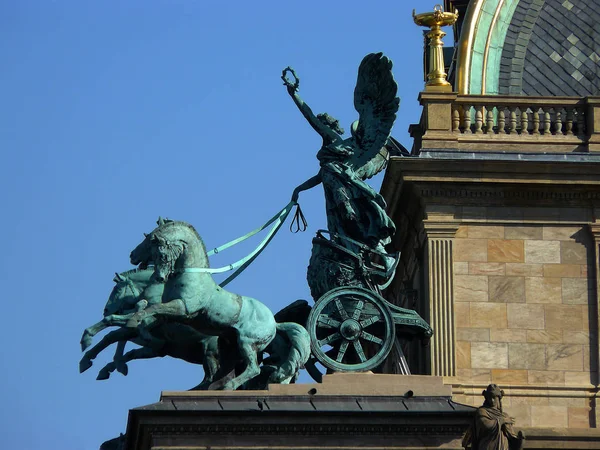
[482,383,504,409]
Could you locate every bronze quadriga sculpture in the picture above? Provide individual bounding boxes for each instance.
[80,53,432,390]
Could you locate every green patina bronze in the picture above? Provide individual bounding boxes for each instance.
[285,53,398,271]
[284,53,432,375]
[80,53,433,392]
[80,218,311,390]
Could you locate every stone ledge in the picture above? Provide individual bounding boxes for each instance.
[520,428,600,449]
[162,374,452,398]
[447,381,599,398]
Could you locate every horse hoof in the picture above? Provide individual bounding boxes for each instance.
[97,369,110,380]
[79,357,93,373]
[116,362,128,376]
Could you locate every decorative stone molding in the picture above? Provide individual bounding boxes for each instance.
[146,423,469,436]
[420,187,600,203]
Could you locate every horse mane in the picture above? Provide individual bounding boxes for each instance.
[157,221,207,253]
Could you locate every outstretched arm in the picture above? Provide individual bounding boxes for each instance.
[282,68,337,140]
[292,173,322,203]
[287,87,327,136]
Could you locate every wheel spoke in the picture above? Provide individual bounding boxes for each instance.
[359,314,381,328]
[336,341,349,362]
[318,332,341,347]
[334,299,349,320]
[353,340,367,362]
[361,331,383,345]
[317,315,341,329]
[351,300,365,320]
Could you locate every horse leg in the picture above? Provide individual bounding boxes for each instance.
[103,312,136,327]
[97,346,167,380]
[79,328,135,373]
[112,340,128,375]
[82,301,150,352]
[222,338,261,391]
[126,299,187,329]
[190,337,221,390]
[81,320,109,351]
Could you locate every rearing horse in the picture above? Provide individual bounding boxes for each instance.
[126,219,287,390]
[79,268,226,386]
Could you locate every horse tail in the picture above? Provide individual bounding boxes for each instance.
[267,322,311,384]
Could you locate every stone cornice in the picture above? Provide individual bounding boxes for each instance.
[416,185,600,206]
[386,157,600,186]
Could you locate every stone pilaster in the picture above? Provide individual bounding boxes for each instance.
[423,220,459,376]
[589,221,600,383]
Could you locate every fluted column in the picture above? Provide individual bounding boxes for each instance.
[589,222,600,383]
[423,222,459,376]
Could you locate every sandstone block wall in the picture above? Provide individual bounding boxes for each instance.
[451,224,597,428]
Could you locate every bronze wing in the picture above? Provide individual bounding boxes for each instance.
[349,53,400,177]
[355,137,409,180]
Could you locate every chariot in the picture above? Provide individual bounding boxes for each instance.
[303,230,432,380]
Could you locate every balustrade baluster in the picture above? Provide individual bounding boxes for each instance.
[532,108,541,135]
[520,107,529,135]
[486,107,494,133]
[543,109,551,135]
[554,108,563,135]
[463,105,472,133]
[452,107,460,133]
[498,108,506,134]
[474,106,483,134]
[509,108,517,134]
[565,108,574,135]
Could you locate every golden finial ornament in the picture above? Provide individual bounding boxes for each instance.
[413,5,459,88]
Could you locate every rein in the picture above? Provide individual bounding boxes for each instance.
[179,201,297,287]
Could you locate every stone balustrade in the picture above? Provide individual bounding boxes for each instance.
[412,92,600,154]
[454,97,586,136]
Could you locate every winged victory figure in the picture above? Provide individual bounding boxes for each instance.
[284,52,400,277]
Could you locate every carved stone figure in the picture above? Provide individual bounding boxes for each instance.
[80,218,311,390]
[462,384,525,450]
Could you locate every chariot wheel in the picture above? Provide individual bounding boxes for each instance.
[307,286,395,373]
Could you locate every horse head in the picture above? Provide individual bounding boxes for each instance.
[130,218,208,283]
[104,271,143,316]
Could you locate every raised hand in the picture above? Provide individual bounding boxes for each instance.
[281,67,300,94]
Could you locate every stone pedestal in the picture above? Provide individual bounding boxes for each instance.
[121,373,600,449]
[123,374,473,450]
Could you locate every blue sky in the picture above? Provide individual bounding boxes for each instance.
[0,1,441,448]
